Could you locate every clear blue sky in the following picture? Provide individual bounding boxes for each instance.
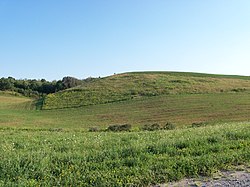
[1,0,250,80]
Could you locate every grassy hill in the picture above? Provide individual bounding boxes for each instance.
[1,94,250,186]
[43,71,250,109]
[1,90,250,130]
[1,72,250,186]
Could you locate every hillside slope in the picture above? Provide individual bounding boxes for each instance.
[43,72,250,109]
[1,92,250,129]
[0,91,35,110]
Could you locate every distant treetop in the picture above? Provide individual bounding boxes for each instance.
[0,76,83,97]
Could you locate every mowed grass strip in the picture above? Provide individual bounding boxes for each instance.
[1,122,250,186]
[0,93,250,129]
[0,95,32,109]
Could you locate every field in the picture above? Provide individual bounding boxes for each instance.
[1,92,250,129]
[1,72,250,186]
[1,122,250,186]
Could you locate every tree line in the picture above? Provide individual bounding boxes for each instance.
[0,76,84,97]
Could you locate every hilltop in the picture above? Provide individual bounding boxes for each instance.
[43,71,250,109]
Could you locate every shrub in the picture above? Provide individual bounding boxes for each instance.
[231,88,246,92]
[89,127,99,132]
[107,124,131,132]
[129,90,137,95]
[191,122,206,128]
[48,128,63,132]
[169,80,189,84]
[142,123,161,131]
[139,91,158,97]
[163,122,176,130]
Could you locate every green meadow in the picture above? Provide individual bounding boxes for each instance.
[1,122,250,186]
[1,72,250,186]
[1,92,250,130]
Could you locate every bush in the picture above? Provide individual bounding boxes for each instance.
[191,122,206,128]
[89,127,99,132]
[107,124,131,132]
[231,88,246,92]
[163,122,176,130]
[142,123,161,131]
[48,128,63,132]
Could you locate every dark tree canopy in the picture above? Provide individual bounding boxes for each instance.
[0,76,83,97]
[62,76,82,89]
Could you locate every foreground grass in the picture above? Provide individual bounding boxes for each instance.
[1,122,250,186]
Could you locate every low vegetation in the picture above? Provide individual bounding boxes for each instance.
[1,92,250,129]
[1,122,250,186]
[140,122,176,131]
[1,71,250,186]
[141,123,162,131]
[43,72,250,109]
[106,124,132,132]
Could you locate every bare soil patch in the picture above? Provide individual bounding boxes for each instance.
[155,167,250,187]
